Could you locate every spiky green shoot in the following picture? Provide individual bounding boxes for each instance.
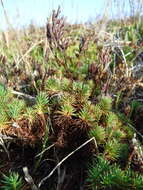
[72,81,91,101]
[89,125,106,144]
[98,96,112,112]
[7,99,25,120]
[87,156,143,190]
[46,77,60,93]
[58,104,75,117]
[34,92,49,114]
[61,93,75,106]
[24,107,36,124]
[92,105,103,123]
[78,104,94,124]
[104,139,122,161]
[0,111,9,129]
[1,172,23,190]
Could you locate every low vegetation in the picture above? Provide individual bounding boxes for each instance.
[0,5,143,190]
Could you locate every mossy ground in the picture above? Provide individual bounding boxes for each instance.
[0,8,143,190]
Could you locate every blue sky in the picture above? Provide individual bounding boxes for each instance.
[0,0,131,30]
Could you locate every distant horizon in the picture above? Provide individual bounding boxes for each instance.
[0,0,141,30]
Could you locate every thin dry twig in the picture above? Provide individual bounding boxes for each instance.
[0,137,10,159]
[17,40,44,66]
[11,90,36,104]
[0,0,14,30]
[23,167,39,190]
[118,46,129,77]
[35,143,55,158]
[38,137,98,188]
